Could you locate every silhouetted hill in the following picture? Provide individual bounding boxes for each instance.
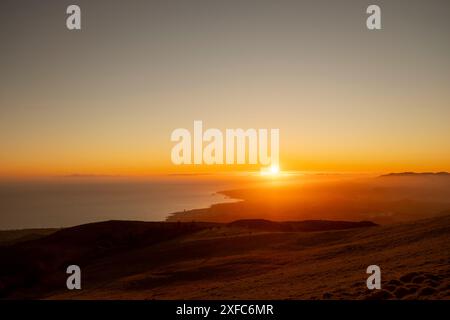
[227,219,377,232]
[0,229,57,246]
[0,218,376,299]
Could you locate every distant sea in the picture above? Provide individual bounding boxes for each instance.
[0,176,238,230]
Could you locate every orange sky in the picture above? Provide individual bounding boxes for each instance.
[1,1,450,178]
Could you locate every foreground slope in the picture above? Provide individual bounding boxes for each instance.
[0,216,449,299]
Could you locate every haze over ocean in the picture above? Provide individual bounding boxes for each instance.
[0,176,237,229]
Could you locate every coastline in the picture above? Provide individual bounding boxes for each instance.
[166,189,244,222]
[0,176,241,230]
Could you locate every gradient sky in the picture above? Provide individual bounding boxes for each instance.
[1,0,449,176]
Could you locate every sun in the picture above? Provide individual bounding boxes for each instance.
[270,165,280,174]
[260,165,280,176]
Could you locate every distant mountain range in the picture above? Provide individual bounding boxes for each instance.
[380,172,450,178]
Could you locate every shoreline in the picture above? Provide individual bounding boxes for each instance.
[165,189,243,222]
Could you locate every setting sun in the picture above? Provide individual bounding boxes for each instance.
[260,165,280,176]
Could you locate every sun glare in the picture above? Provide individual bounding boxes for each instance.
[260,165,280,176]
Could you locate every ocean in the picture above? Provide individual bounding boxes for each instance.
[0,176,239,229]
